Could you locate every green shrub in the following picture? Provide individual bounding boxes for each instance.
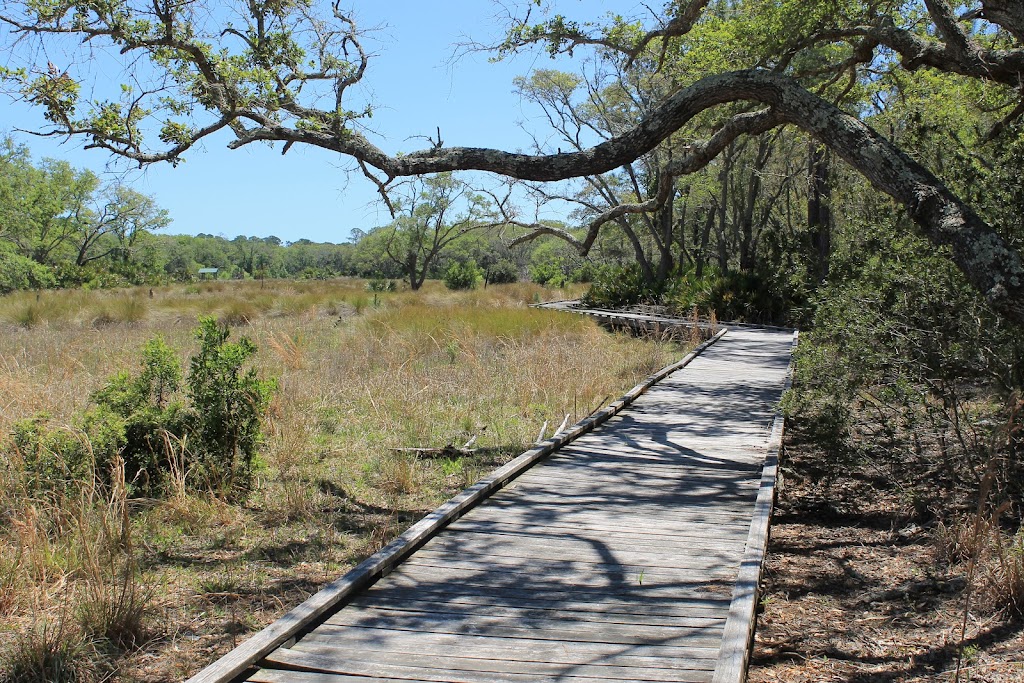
[10,417,94,497]
[485,259,519,285]
[187,316,277,499]
[676,269,796,325]
[0,251,56,294]
[366,278,397,292]
[88,336,187,491]
[528,259,568,287]
[8,321,276,500]
[568,262,602,284]
[791,219,1024,500]
[443,261,482,290]
[581,263,660,308]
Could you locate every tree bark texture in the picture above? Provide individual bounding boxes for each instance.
[808,143,832,283]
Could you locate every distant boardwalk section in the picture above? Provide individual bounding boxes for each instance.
[189,321,796,683]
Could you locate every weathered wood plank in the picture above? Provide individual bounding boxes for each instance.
[264,648,716,683]
[295,633,720,670]
[374,572,735,606]
[435,525,750,553]
[298,627,722,660]
[336,600,726,628]
[443,518,751,544]
[512,467,763,483]
[410,542,743,569]
[712,329,798,683]
[395,556,738,584]
[321,612,725,646]
[497,476,761,493]
[460,503,758,526]
[383,555,739,596]
[351,583,730,617]
[412,541,743,568]
[249,671,432,683]
[288,643,718,679]
[395,557,737,588]
[461,510,757,529]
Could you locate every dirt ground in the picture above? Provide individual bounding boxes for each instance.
[748,435,1024,682]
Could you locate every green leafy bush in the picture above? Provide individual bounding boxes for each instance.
[790,217,1024,501]
[580,263,660,308]
[187,316,277,498]
[443,261,482,290]
[366,277,397,292]
[0,250,56,294]
[673,269,796,325]
[9,319,276,500]
[568,262,602,284]
[528,259,568,287]
[485,259,519,285]
[87,336,187,490]
[10,417,94,497]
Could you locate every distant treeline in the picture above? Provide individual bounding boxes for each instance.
[1,138,622,293]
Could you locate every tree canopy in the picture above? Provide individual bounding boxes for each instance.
[0,136,170,287]
[2,1,1023,320]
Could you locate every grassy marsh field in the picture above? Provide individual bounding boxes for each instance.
[0,278,694,682]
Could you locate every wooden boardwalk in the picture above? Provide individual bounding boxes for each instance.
[189,323,796,683]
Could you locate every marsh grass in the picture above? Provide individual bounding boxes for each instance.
[0,447,150,681]
[74,458,151,652]
[372,453,423,496]
[1,277,679,680]
[263,406,319,521]
[939,510,1024,617]
[90,295,148,327]
[218,299,259,326]
[9,302,43,328]
[1,613,95,683]
[986,526,1024,615]
[266,330,305,370]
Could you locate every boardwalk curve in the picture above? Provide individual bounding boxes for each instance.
[188,320,795,683]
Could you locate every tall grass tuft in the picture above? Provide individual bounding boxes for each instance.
[161,430,192,501]
[940,507,1024,617]
[9,303,43,328]
[0,446,150,679]
[264,407,318,521]
[1,615,94,683]
[219,299,258,326]
[74,457,151,651]
[113,296,147,324]
[373,453,422,496]
[266,331,305,370]
[90,296,148,327]
[983,521,1024,616]
[0,551,20,617]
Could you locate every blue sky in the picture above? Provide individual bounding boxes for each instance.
[3,1,639,244]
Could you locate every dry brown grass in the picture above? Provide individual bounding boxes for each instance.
[0,277,683,681]
[939,512,1024,617]
[0,449,149,682]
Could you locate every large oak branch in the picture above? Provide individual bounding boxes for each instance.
[299,70,1022,322]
